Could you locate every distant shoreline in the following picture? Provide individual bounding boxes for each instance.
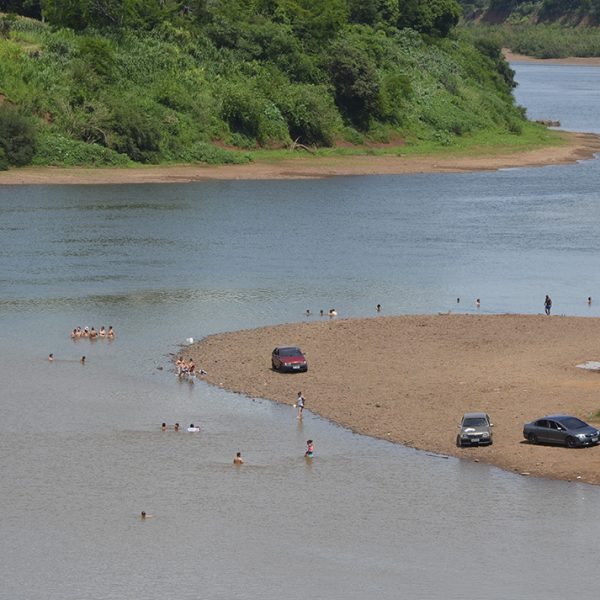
[189,314,600,485]
[504,49,600,65]
[1,131,599,185]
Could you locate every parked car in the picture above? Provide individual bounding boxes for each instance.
[271,346,308,372]
[457,412,493,447]
[523,415,600,448]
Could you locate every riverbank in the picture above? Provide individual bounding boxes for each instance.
[189,314,600,485]
[504,49,600,65]
[1,131,599,185]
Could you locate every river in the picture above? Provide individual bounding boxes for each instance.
[1,62,600,599]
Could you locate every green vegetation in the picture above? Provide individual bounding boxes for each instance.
[458,0,600,58]
[459,0,600,23]
[462,23,600,57]
[0,0,549,170]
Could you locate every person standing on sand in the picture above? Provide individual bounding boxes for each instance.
[544,295,552,316]
[296,392,305,419]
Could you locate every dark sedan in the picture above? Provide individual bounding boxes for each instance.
[271,346,308,373]
[523,415,600,448]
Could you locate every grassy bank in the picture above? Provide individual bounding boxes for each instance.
[461,23,600,58]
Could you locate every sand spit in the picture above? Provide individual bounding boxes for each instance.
[188,314,600,485]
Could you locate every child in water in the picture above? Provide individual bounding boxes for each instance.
[305,440,314,457]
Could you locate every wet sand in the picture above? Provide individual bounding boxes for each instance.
[189,314,600,485]
[1,131,599,185]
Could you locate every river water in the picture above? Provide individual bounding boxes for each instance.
[1,63,600,599]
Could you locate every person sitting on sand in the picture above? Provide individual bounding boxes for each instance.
[187,423,200,432]
[233,452,244,465]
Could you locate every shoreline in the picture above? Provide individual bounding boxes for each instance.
[1,131,599,185]
[189,314,600,485]
[504,50,600,65]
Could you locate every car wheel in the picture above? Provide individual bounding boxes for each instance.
[271,360,278,371]
[566,436,577,449]
[527,433,537,444]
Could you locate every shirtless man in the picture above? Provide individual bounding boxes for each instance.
[233,452,244,465]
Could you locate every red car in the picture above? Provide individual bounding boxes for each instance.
[271,346,308,372]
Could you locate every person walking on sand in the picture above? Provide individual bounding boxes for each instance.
[544,295,552,316]
[296,391,305,419]
[233,452,244,465]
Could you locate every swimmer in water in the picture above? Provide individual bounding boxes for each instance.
[329,308,337,317]
[588,296,592,305]
[233,452,244,465]
[187,423,200,432]
[305,309,310,317]
[475,298,480,308]
[320,309,324,317]
[107,326,115,339]
[48,353,54,362]
[141,511,154,519]
[80,356,86,364]
[305,439,314,457]
[174,422,180,432]
[161,422,167,431]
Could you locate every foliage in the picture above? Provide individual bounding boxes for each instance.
[462,22,600,57]
[0,1,533,167]
[0,103,36,166]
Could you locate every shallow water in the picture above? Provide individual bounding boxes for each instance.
[2,64,600,599]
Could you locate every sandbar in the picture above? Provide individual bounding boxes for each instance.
[0,131,599,185]
[504,50,600,66]
[189,314,600,485]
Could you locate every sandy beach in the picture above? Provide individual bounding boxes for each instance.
[189,314,600,484]
[504,50,600,66]
[1,131,599,185]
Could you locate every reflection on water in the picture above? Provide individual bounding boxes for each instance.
[1,64,600,599]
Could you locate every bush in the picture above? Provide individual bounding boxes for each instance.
[220,81,290,146]
[32,131,130,166]
[0,147,8,170]
[275,84,341,146]
[0,103,36,166]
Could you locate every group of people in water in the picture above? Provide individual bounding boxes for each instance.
[70,325,115,340]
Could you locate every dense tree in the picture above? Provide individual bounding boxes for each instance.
[398,0,461,36]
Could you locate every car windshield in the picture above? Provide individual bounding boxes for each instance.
[559,417,588,430]
[463,417,487,427]
[279,348,302,357]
